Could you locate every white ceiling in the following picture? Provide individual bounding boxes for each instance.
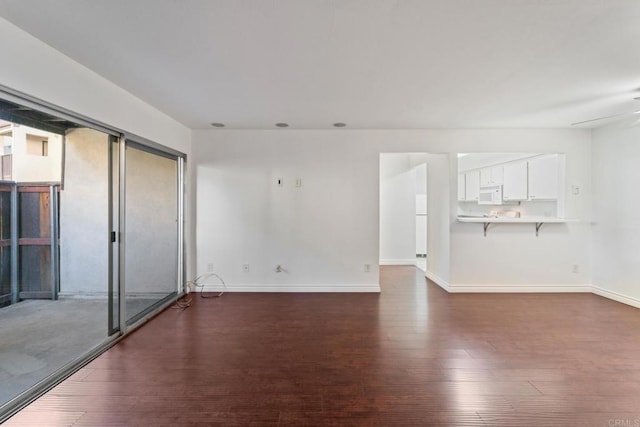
[1,0,640,129]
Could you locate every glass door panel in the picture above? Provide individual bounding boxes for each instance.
[124,144,178,325]
[0,125,115,411]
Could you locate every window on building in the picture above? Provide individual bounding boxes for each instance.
[26,134,48,156]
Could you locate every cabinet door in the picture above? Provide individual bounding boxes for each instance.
[480,168,492,186]
[503,161,528,201]
[528,154,558,200]
[490,165,504,185]
[465,170,480,202]
[480,166,504,186]
[457,174,466,201]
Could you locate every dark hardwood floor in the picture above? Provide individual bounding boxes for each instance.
[6,266,640,426]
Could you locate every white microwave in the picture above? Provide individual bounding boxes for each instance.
[478,185,503,205]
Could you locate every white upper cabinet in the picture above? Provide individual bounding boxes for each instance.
[457,153,564,217]
[480,165,503,186]
[502,161,528,201]
[465,170,480,202]
[490,165,504,185]
[480,168,492,186]
[528,154,559,200]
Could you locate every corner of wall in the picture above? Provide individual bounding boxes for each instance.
[426,270,450,292]
[592,286,640,310]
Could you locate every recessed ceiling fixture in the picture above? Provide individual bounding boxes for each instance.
[275,123,289,128]
[333,122,347,128]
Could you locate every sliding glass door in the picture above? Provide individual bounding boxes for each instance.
[0,92,185,422]
[123,142,179,326]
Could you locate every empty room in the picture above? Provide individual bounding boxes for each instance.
[1,1,640,426]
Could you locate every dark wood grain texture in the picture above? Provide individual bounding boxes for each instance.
[6,266,640,426]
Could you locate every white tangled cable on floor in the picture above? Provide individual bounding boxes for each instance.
[173,273,227,310]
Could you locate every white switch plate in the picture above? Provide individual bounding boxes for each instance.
[295,178,302,188]
[571,185,580,195]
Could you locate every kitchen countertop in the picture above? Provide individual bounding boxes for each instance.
[456,216,578,236]
[457,216,575,223]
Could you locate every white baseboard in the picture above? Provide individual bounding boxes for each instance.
[421,275,591,294]
[425,270,450,292]
[421,277,640,310]
[592,286,640,309]
[379,259,417,266]
[198,274,640,311]
[447,284,592,293]
[200,283,381,293]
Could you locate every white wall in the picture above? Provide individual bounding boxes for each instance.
[11,125,63,183]
[195,132,381,292]
[379,153,417,265]
[592,125,640,307]
[0,17,194,278]
[194,128,590,292]
[60,128,109,295]
[425,154,450,286]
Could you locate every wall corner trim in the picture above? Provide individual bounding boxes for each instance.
[592,286,640,310]
[199,283,381,293]
[426,271,450,292]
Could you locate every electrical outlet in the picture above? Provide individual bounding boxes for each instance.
[242,264,250,273]
[572,264,579,274]
[207,263,214,273]
[364,263,371,273]
[295,178,302,188]
[571,185,580,195]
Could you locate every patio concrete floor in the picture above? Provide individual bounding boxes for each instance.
[0,297,159,407]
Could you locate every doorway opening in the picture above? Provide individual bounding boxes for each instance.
[378,151,451,291]
[379,153,428,272]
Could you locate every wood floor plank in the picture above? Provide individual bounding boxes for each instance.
[5,266,640,426]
